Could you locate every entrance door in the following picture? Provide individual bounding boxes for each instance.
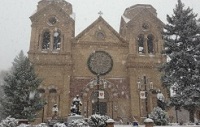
[92,102,107,115]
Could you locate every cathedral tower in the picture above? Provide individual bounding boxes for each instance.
[28,0,74,121]
[120,4,166,121]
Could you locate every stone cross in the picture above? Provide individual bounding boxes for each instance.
[98,11,103,16]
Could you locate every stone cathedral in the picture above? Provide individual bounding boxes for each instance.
[28,0,166,123]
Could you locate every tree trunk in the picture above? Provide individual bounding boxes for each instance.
[189,109,195,123]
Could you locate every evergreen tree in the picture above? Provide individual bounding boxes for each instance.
[149,107,169,125]
[0,70,8,120]
[161,0,200,122]
[0,51,45,121]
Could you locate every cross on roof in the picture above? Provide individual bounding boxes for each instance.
[98,11,103,16]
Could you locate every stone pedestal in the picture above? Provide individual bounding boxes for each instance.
[144,118,154,127]
[18,119,29,125]
[106,119,115,127]
[67,115,83,123]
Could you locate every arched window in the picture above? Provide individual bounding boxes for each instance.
[48,89,57,116]
[147,34,154,54]
[38,89,45,97]
[49,89,57,104]
[138,34,145,53]
[42,31,50,50]
[53,31,61,50]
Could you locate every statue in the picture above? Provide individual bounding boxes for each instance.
[157,90,166,110]
[52,104,58,119]
[70,95,82,115]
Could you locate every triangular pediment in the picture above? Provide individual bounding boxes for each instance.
[30,3,73,23]
[75,16,128,46]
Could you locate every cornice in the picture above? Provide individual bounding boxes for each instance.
[28,51,71,56]
[72,41,128,48]
[32,60,73,66]
[126,62,161,68]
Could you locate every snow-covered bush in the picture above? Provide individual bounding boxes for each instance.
[87,114,110,127]
[33,123,48,127]
[53,123,67,127]
[68,119,89,127]
[0,116,18,127]
[17,124,31,127]
[149,107,169,125]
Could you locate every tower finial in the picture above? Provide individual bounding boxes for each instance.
[98,11,103,16]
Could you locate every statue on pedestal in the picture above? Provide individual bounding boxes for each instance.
[70,95,82,115]
[52,104,59,119]
[157,90,166,110]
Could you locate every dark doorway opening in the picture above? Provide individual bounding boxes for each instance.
[92,102,107,115]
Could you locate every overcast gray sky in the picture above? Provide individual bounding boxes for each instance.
[0,0,199,71]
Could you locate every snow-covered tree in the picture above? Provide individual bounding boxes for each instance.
[161,0,200,122]
[0,51,45,121]
[0,70,8,120]
[149,107,169,125]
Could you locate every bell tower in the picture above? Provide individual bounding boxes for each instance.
[119,4,166,122]
[29,0,74,55]
[28,0,74,121]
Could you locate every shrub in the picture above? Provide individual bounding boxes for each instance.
[149,107,169,125]
[0,116,18,127]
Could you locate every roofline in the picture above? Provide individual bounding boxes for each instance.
[75,16,128,44]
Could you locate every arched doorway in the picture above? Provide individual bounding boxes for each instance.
[91,90,109,115]
[81,78,123,118]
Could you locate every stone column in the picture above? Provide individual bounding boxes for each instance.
[106,119,115,127]
[144,118,154,127]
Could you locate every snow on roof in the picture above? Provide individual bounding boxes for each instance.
[70,13,76,20]
[43,0,64,2]
[144,118,154,123]
[122,15,131,23]
[106,118,115,123]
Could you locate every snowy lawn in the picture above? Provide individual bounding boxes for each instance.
[17,124,200,127]
[114,125,200,127]
[16,123,200,127]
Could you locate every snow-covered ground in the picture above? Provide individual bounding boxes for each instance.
[17,124,200,127]
[16,123,200,127]
[114,125,200,127]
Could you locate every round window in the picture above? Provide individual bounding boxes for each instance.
[96,31,105,40]
[142,23,149,30]
[48,17,57,25]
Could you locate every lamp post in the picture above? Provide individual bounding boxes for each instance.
[137,76,153,118]
[96,74,100,114]
[87,51,113,115]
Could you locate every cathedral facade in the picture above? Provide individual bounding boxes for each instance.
[28,0,166,123]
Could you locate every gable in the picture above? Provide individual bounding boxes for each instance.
[75,16,128,47]
[30,3,74,23]
[128,9,164,28]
